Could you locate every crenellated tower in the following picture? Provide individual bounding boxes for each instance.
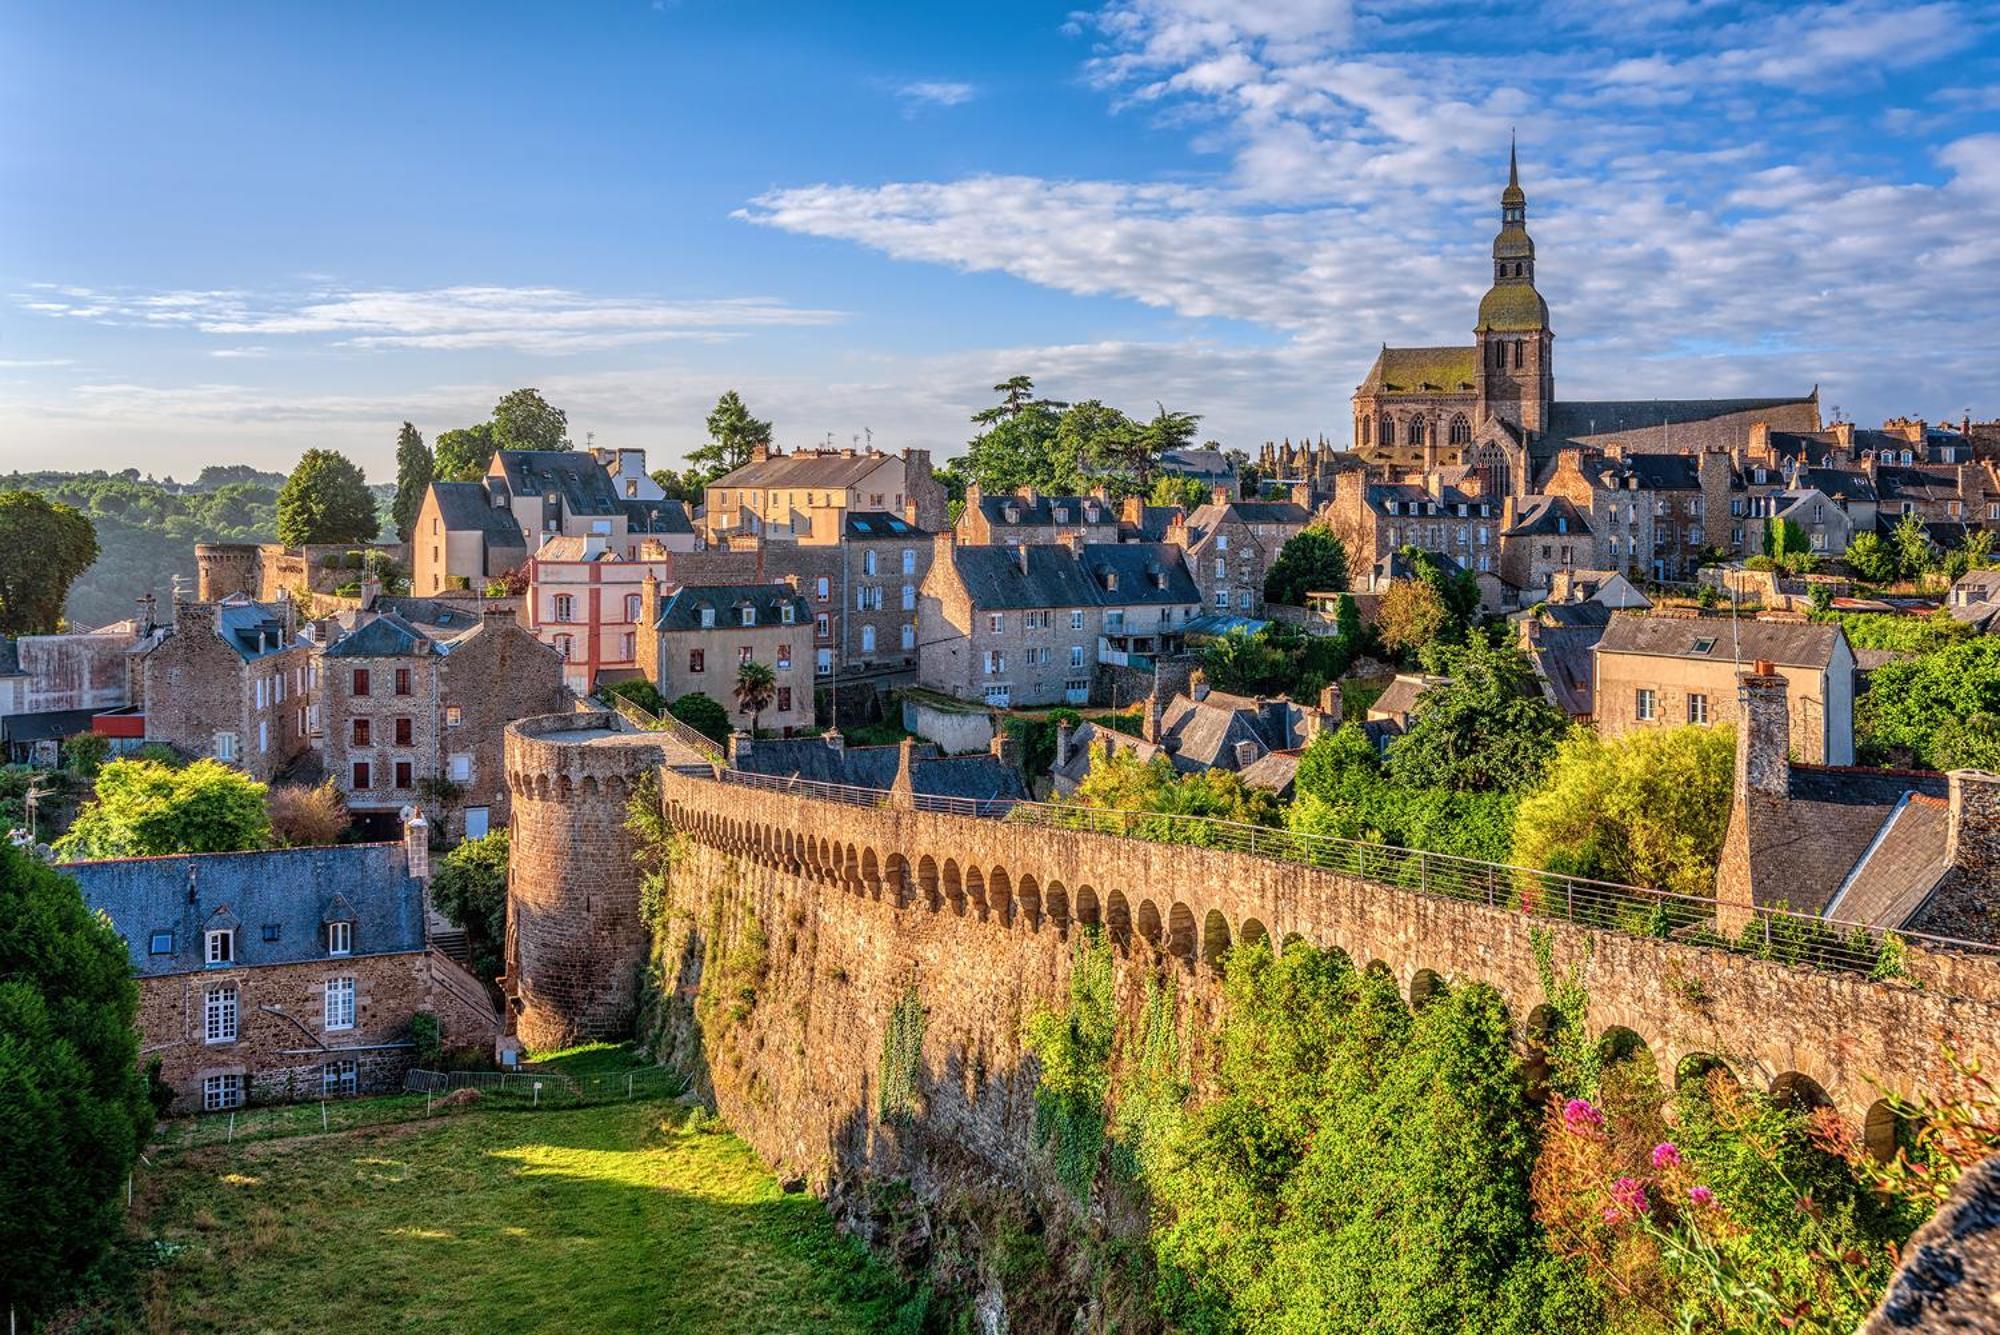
[1475,138,1554,436]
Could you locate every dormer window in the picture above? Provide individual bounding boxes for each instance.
[699,606,715,628]
[1053,506,1067,523]
[1104,570,1119,592]
[205,928,234,967]
[327,921,352,956]
[741,605,756,627]
[1556,516,1568,533]
[781,602,796,625]
[1003,505,1020,522]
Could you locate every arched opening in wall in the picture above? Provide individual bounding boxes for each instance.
[1239,918,1269,956]
[1364,959,1393,983]
[1167,902,1198,963]
[917,855,940,910]
[862,848,882,900]
[1073,885,1100,929]
[1044,880,1069,933]
[802,835,820,877]
[1200,909,1231,967]
[1522,1003,1560,1101]
[1105,890,1131,948]
[556,775,573,798]
[989,867,1015,926]
[581,775,598,797]
[1016,874,1042,930]
[1771,1072,1832,1113]
[942,859,965,916]
[1598,1027,1660,1105]
[885,853,911,907]
[1280,931,1306,957]
[1410,969,1446,1010]
[534,775,550,800]
[964,866,987,918]
[784,830,802,872]
[1675,1053,1738,1096]
[1863,1098,1917,1163]
[1136,899,1163,950]
[843,844,862,893]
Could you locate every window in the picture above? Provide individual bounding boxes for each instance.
[352,761,371,790]
[776,686,792,712]
[327,921,352,956]
[741,605,756,627]
[203,1073,244,1111]
[689,648,705,673]
[1105,610,1125,631]
[902,548,916,575]
[325,977,355,1031]
[449,753,471,782]
[815,648,832,676]
[205,984,238,1043]
[1214,557,1226,577]
[261,922,280,943]
[626,593,642,621]
[352,667,371,696]
[698,605,715,629]
[777,644,792,670]
[255,677,266,709]
[860,625,876,654]
[394,668,412,696]
[901,584,915,611]
[258,720,268,754]
[1692,637,1716,655]
[1070,644,1084,668]
[394,760,413,789]
[1215,589,1230,607]
[394,717,413,747]
[1513,340,1524,369]
[206,928,234,967]
[863,550,877,576]
[1688,693,1709,725]
[553,634,572,660]
[352,718,371,746]
[214,731,239,762]
[1215,535,1228,552]
[780,602,795,625]
[149,930,174,955]
[984,650,1005,675]
[814,613,830,639]
[984,685,1011,707]
[988,613,1004,633]
[902,623,916,651]
[815,576,830,602]
[553,594,574,622]
[1070,610,1084,630]
[1635,688,1656,722]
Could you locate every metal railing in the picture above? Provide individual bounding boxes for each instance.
[601,690,725,762]
[701,767,2000,979]
[404,1066,687,1104]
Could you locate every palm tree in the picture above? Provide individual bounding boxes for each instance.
[733,660,777,736]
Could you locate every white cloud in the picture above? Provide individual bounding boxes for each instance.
[16,284,844,354]
[894,80,978,114]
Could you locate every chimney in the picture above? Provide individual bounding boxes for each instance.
[1290,481,1313,510]
[728,729,753,764]
[1317,682,1343,726]
[1501,495,1519,531]
[1211,485,1230,507]
[1017,544,1031,575]
[359,573,382,611]
[1748,422,1771,456]
[402,808,430,881]
[1121,495,1144,526]
[1735,664,1790,800]
[990,727,1022,771]
[1142,688,1163,744]
[1054,718,1074,769]
[1832,421,1855,452]
[888,735,919,809]
[1945,771,2000,887]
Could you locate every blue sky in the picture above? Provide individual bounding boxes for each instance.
[2,0,1996,480]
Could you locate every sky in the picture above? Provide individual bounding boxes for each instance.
[1,0,1997,482]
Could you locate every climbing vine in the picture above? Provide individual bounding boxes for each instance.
[625,770,689,933]
[1021,928,1117,1201]
[1531,927,1599,1100]
[878,985,927,1126]
[1109,973,1186,1183]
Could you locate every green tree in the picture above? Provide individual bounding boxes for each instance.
[733,661,777,735]
[1377,577,1449,658]
[1061,747,1282,831]
[1289,724,1520,862]
[433,423,499,482]
[1763,516,1818,573]
[668,692,731,744]
[1891,512,1935,582]
[490,387,571,452]
[275,448,379,547]
[0,490,98,634]
[1263,526,1349,606]
[962,400,1071,495]
[971,374,1066,425]
[389,422,433,543]
[1842,530,1897,585]
[1513,725,1735,895]
[1148,473,1210,510]
[1857,635,2000,769]
[0,841,154,1320]
[1054,399,1138,492]
[1387,639,1569,793]
[684,390,772,482]
[54,758,271,860]
[431,829,509,982]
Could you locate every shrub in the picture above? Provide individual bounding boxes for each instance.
[54,757,271,860]
[431,830,509,982]
[667,693,731,744]
[602,678,666,715]
[268,780,348,846]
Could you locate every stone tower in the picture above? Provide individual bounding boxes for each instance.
[1475,139,1554,436]
[194,542,262,601]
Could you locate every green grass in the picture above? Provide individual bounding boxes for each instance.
[100,1101,917,1333]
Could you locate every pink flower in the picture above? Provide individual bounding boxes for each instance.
[1610,1176,1650,1217]
[1652,1142,1682,1169]
[1563,1098,1604,1133]
[1689,1186,1715,1207]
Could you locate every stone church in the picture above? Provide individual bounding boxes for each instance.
[1350,145,1822,497]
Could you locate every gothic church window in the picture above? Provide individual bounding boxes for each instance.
[1449,414,1471,446]
[1407,418,1426,447]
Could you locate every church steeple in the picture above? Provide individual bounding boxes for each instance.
[1476,139,1553,437]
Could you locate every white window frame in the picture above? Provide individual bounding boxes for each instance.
[450,752,472,782]
[1635,688,1656,722]
[206,928,234,966]
[203,1073,244,1111]
[322,1060,358,1098]
[214,731,239,762]
[1070,645,1084,669]
[987,613,1004,633]
[1688,693,1709,726]
[1070,610,1084,631]
[327,920,352,956]
[815,648,833,676]
[901,622,915,651]
[901,548,916,575]
[860,624,876,654]
[325,977,356,1032]
[205,983,238,1044]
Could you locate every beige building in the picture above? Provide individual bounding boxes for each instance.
[702,444,947,546]
[1592,612,1855,765]
[525,535,674,693]
[635,579,815,733]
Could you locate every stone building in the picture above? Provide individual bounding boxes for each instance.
[766,512,936,683]
[701,444,947,546]
[68,828,498,1112]
[193,541,409,608]
[729,730,1029,805]
[957,485,1122,546]
[1498,494,1595,597]
[1049,683,1330,796]
[634,579,815,733]
[321,605,565,841]
[1592,612,1855,765]
[918,538,1201,708]
[1329,475,1503,581]
[1541,448,1738,581]
[130,595,314,781]
[1164,490,1314,615]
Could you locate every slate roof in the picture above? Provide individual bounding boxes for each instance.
[493,450,623,517]
[844,511,926,540]
[1373,548,1467,583]
[1546,396,1820,451]
[1874,466,1965,503]
[952,544,1198,610]
[1601,453,1703,490]
[653,583,810,631]
[430,480,529,541]
[323,611,436,659]
[1752,766,1951,917]
[1156,692,1298,771]
[733,740,1028,803]
[1236,749,1300,798]
[1049,722,1164,792]
[974,494,1116,527]
[625,498,694,535]
[1803,467,1876,502]
[66,843,426,978]
[1369,674,1438,722]
[1821,793,1954,930]
[710,450,893,490]
[1122,505,1183,543]
[1502,494,1593,537]
[1523,623,1602,719]
[1595,614,1845,669]
[371,597,486,638]
[1367,483,1493,516]
[1159,447,1234,479]
[1360,346,1480,395]
[0,638,20,677]
[215,598,297,661]
[0,708,99,743]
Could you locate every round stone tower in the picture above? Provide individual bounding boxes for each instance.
[194,542,263,601]
[503,711,671,1051]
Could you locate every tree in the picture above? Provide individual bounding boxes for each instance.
[972,375,1067,425]
[1857,635,2000,769]
[53,758,272,860]
[1288,725,1520,863]
[733,661,777,735]
[389,422,433,543]
[276,448,379,547]
[961,399,1071,495]
[684,390,772,482]
[1148,473,1209,510]
[1377,578,1448,657]
[1513,725,1735,896]
[1264,526,1350,606]
[431,829,508,982]
[433,423,499,482]
[1387,639,1569,793]
[0,491,98,634]
[0,840,153,1320]
[1891,512,1935,583]
[668,692,732,744]
[267,780,348,846]
[1061,747,1282,831]
[1843,531,1897,585]
[490,388,571,452]
[1055,399,1138,491]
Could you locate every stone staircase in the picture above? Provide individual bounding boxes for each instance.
[431,928,470,965]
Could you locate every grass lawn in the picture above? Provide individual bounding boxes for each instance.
[105,1099,914,1333]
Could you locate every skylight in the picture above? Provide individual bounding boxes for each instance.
[1692,637,1717,654]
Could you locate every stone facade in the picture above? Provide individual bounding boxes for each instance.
[1166,491,1314,615]
[137,599,313,781]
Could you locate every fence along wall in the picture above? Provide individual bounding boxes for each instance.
[641,770,2000,1132]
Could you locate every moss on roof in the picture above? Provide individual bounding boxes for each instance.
[1363,345,1479,395]
[1476,283,1550,332]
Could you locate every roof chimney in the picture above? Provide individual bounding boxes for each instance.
[888,735,919,809]
[401,807,430,881]
[1054,717,1074,769]
[1945,771,2000,892]
[1736,665,1790,799]
[990,727,1022,772]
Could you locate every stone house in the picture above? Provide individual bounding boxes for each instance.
[1948,569,2000,632]
[1328,474,1503,583]
[321,606,565,841]
[525,534,672,693]
[635,579,815,733]
[1049,684,1329,797]
[1541,448,1736,581]
[766,512,936,682]
[702,444,946,546]
[131,596,314,781]
[67,828,498,1113]
[1498,494,1595,598]
[1165,491,1314,615]
[1714,665,1999,941]
[957,484,1122,547]
[918,539,1202,708]
[1748,487,1857,557]
[1592,612,1855,765]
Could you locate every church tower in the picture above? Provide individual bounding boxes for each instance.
[1475,140,1553,436]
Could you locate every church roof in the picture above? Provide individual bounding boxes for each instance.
[1546,395,1820,450]
[1360,346,1479,396]
[1476,282,1549,332]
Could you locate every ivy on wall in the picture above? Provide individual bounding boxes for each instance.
[879,986,927,1126]
[1021,929,1117,1201]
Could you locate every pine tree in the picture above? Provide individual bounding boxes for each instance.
[685,391,772,482]
[390,422,433,543]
